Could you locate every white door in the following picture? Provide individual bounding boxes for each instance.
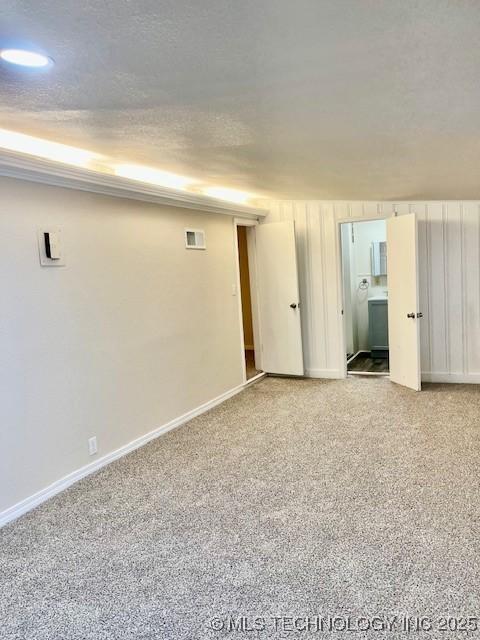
[387,213,422,391]
[255,221,304,375]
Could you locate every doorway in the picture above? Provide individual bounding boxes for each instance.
[340,218,389,376]
[236,224,262,380]
[234,218,304,380]
[338,213,422,390]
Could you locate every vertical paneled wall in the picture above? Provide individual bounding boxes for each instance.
[263,201,480,383]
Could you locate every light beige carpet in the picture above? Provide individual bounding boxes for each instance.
[1,376,480,639]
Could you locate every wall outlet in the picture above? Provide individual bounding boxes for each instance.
[88,436,98,456]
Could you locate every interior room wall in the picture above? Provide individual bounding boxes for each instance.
[237,226,254,349]
[262,200,480,383]
[0,176,245,518]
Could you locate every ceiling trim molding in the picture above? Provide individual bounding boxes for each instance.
[0,149,267,219]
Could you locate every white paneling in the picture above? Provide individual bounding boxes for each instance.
[416,202,432,373]
[263,200,480,383]
[428,203,448,374]
[463,203,480,375]
[445,202,464,374]
[311,205,328,371]
[324,204,342,371]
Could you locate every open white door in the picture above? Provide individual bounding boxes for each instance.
[255,221,304,375]
[387,213,422,391]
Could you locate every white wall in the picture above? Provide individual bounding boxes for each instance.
[0,177,244,516]
[264,200,480,383]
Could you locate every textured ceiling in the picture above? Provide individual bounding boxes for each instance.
[1,1,480,200]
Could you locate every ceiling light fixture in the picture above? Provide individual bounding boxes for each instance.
[0,48,53,68]
[0,129,101,167]
[203,187,254,205]
[114,164,195,190]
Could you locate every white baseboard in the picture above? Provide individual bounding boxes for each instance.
[421,372,480,384]
[305,368,343,379]
[5,368,474,528]
[0,380,252,528]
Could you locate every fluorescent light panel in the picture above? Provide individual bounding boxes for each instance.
[203,186,254,205]
[114,164,195,190]
[0,129,100,167]
[0,129,257,204]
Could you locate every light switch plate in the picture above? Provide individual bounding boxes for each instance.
[37,228,66,266]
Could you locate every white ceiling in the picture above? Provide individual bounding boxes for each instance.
[1,0,480,200]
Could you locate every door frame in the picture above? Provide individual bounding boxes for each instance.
[336,214,389,379]
[233,218,264,384]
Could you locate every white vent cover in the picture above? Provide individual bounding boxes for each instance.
[185,229,206,250]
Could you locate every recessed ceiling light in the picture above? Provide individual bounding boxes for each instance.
[203,187,254,205]
[115,164,195,190]
[0,48,53,68]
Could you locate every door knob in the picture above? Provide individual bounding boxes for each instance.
[407,312,415,318]
[290,303,297,309]
[416,312,423,318]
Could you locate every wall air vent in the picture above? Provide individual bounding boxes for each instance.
[185,229,206,250]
